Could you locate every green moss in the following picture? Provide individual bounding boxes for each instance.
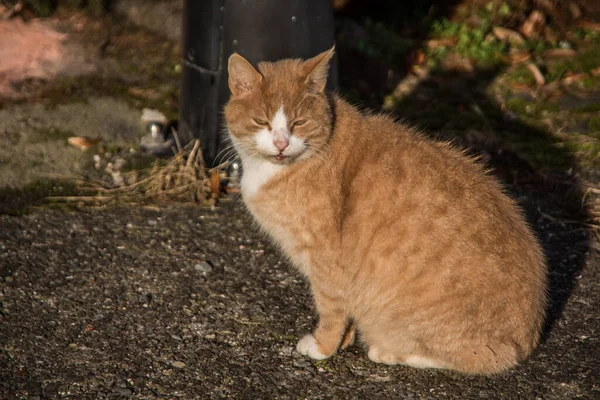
[28,160,44,168]
[121,154,157,173]
[571,28,600,43]
[504,96,560,119]
[506,97,536,115]
[544,48,600,83]
[268,331,297,342]
[579,76,600,90]
[573,103,600,114]
[0,179,79,216]
[20,73,179,121]
[31,75,129,108]
[32,127,74,143]
[506,66,536,86]
[588,116,600,132]
[428,18,507,66]
[563,139,600,166]
[313,359,337,372]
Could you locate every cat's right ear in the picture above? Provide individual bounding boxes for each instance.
[303,46,335,92]
[228,54,263,97]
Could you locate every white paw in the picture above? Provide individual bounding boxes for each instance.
[368,346,398,365]
[367,346,382,363]
[296,334,328,360]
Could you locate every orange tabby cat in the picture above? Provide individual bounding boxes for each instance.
[224,47,547,375]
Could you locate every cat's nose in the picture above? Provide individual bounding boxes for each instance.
[273,138,289,152]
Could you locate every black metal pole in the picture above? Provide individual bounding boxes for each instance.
[179,0,337,167]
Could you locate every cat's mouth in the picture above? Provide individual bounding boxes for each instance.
[260,149,307,164]
[271,152,306,164]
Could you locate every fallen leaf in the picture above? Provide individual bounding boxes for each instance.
[520,11,545,38]
[426,38,456,48]
[68,136,101,150]
[526,63,545,86]
[563,73,587,84]
[576,20,600,33]
[506,51,531,64]
[493,27,525,45]
[543,48,577,59]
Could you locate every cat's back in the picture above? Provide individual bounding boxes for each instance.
[338,106,543,268]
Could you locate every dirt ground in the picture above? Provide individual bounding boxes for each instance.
[0,201,598,399]
[1,3,599,399]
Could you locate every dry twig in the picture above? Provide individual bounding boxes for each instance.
[53,139,221,207]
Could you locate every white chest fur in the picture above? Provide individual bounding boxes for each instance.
[239,155,284,200]
[238,155,313,275]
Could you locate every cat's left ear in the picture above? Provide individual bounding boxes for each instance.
[228,53,263,97]
[303,46,335,92]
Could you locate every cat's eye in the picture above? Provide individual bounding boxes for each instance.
[253,118,270,127]
[292,119,307,128]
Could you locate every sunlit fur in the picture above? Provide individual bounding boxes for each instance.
[224,48,548,375]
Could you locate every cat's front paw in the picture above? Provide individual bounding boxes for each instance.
[296,334,328,360]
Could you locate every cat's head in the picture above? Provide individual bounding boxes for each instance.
[224,47,335,165]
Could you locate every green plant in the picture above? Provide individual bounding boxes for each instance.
[429,18,507,65]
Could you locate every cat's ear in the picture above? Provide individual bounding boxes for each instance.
[303,46,335,92]
[228,53,263,97]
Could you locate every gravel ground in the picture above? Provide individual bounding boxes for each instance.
[0,198,598,399]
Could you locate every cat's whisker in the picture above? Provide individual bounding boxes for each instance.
[214,143,237,163]
[215,146,239,166]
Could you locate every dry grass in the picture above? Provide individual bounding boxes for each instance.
[49,138,223,207]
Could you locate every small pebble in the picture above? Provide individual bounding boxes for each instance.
[113,388,132,397]
[172,361,186,369]
[194,261,213,274]
[280,346,293,356]
[293,360,311,369]
[148,220,157,226]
